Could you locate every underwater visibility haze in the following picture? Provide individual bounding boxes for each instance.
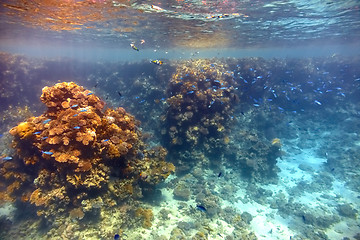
[0,0,360,239]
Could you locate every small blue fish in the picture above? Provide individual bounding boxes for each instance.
[42,151,53,155]
[71,104,78,108]
[73,114,78,117]
[196,205,207,212]
[2,156,12,161]
[114,234,120,240]
[253,104,260,107]
[186,91,194,94]
[73,126,80,130]
[102,139,109,142]
[33,131,41,135]
[314,100,322,105]
[86,92,93,96]
[41,137,48,140]
[79,108,88,112]
[43,119,51,124]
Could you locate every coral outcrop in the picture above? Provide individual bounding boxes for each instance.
[162,59,239,161]
[0,82,174,220]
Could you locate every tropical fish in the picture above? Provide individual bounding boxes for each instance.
[41,151,53,155]
[43,119,51,124]
[151,5,164,11]
[71,104,78,108]
[1,156,12,161]
[114,234,120,240]
[218,172,222,177]
[79,108,88,112]
[86,92,93,96]
[73,126,80,130]
[151,60,163,65]
[130,43,139,51]
[33,131,41,135]
[314,100,322,105]
[196,205,207,212]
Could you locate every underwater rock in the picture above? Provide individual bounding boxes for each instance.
[241,212,253,224]
[135,207,154,228]
[170,227,186,240]
[177,221,194,232]
[337,203,358,219]
[173,183,192,201]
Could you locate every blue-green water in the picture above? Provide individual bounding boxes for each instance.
[0,1,360,240]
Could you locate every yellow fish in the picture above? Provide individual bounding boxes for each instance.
[130,43,139,51]
[151,60,163,65]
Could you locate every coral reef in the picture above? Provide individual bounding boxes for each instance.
[225,130,281,181]
[162,59,239,166]
[0,82,174,221]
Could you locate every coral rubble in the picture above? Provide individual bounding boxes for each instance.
[0,82,174,221]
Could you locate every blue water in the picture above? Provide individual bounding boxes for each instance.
[0,1,360,239]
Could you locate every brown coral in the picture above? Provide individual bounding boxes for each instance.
[163,59,238,155]
[1,82,174,222]
[135,208,154,228]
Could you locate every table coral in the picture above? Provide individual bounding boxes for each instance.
[0,82,174,221]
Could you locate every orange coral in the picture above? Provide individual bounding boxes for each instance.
[2,82,173,221]
[30,189,48,207]
[9,121,35,139]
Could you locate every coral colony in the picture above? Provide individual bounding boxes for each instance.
[0,82,174,220]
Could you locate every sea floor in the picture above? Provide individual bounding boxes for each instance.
[120,119,360,239]
[1,118,359,240]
